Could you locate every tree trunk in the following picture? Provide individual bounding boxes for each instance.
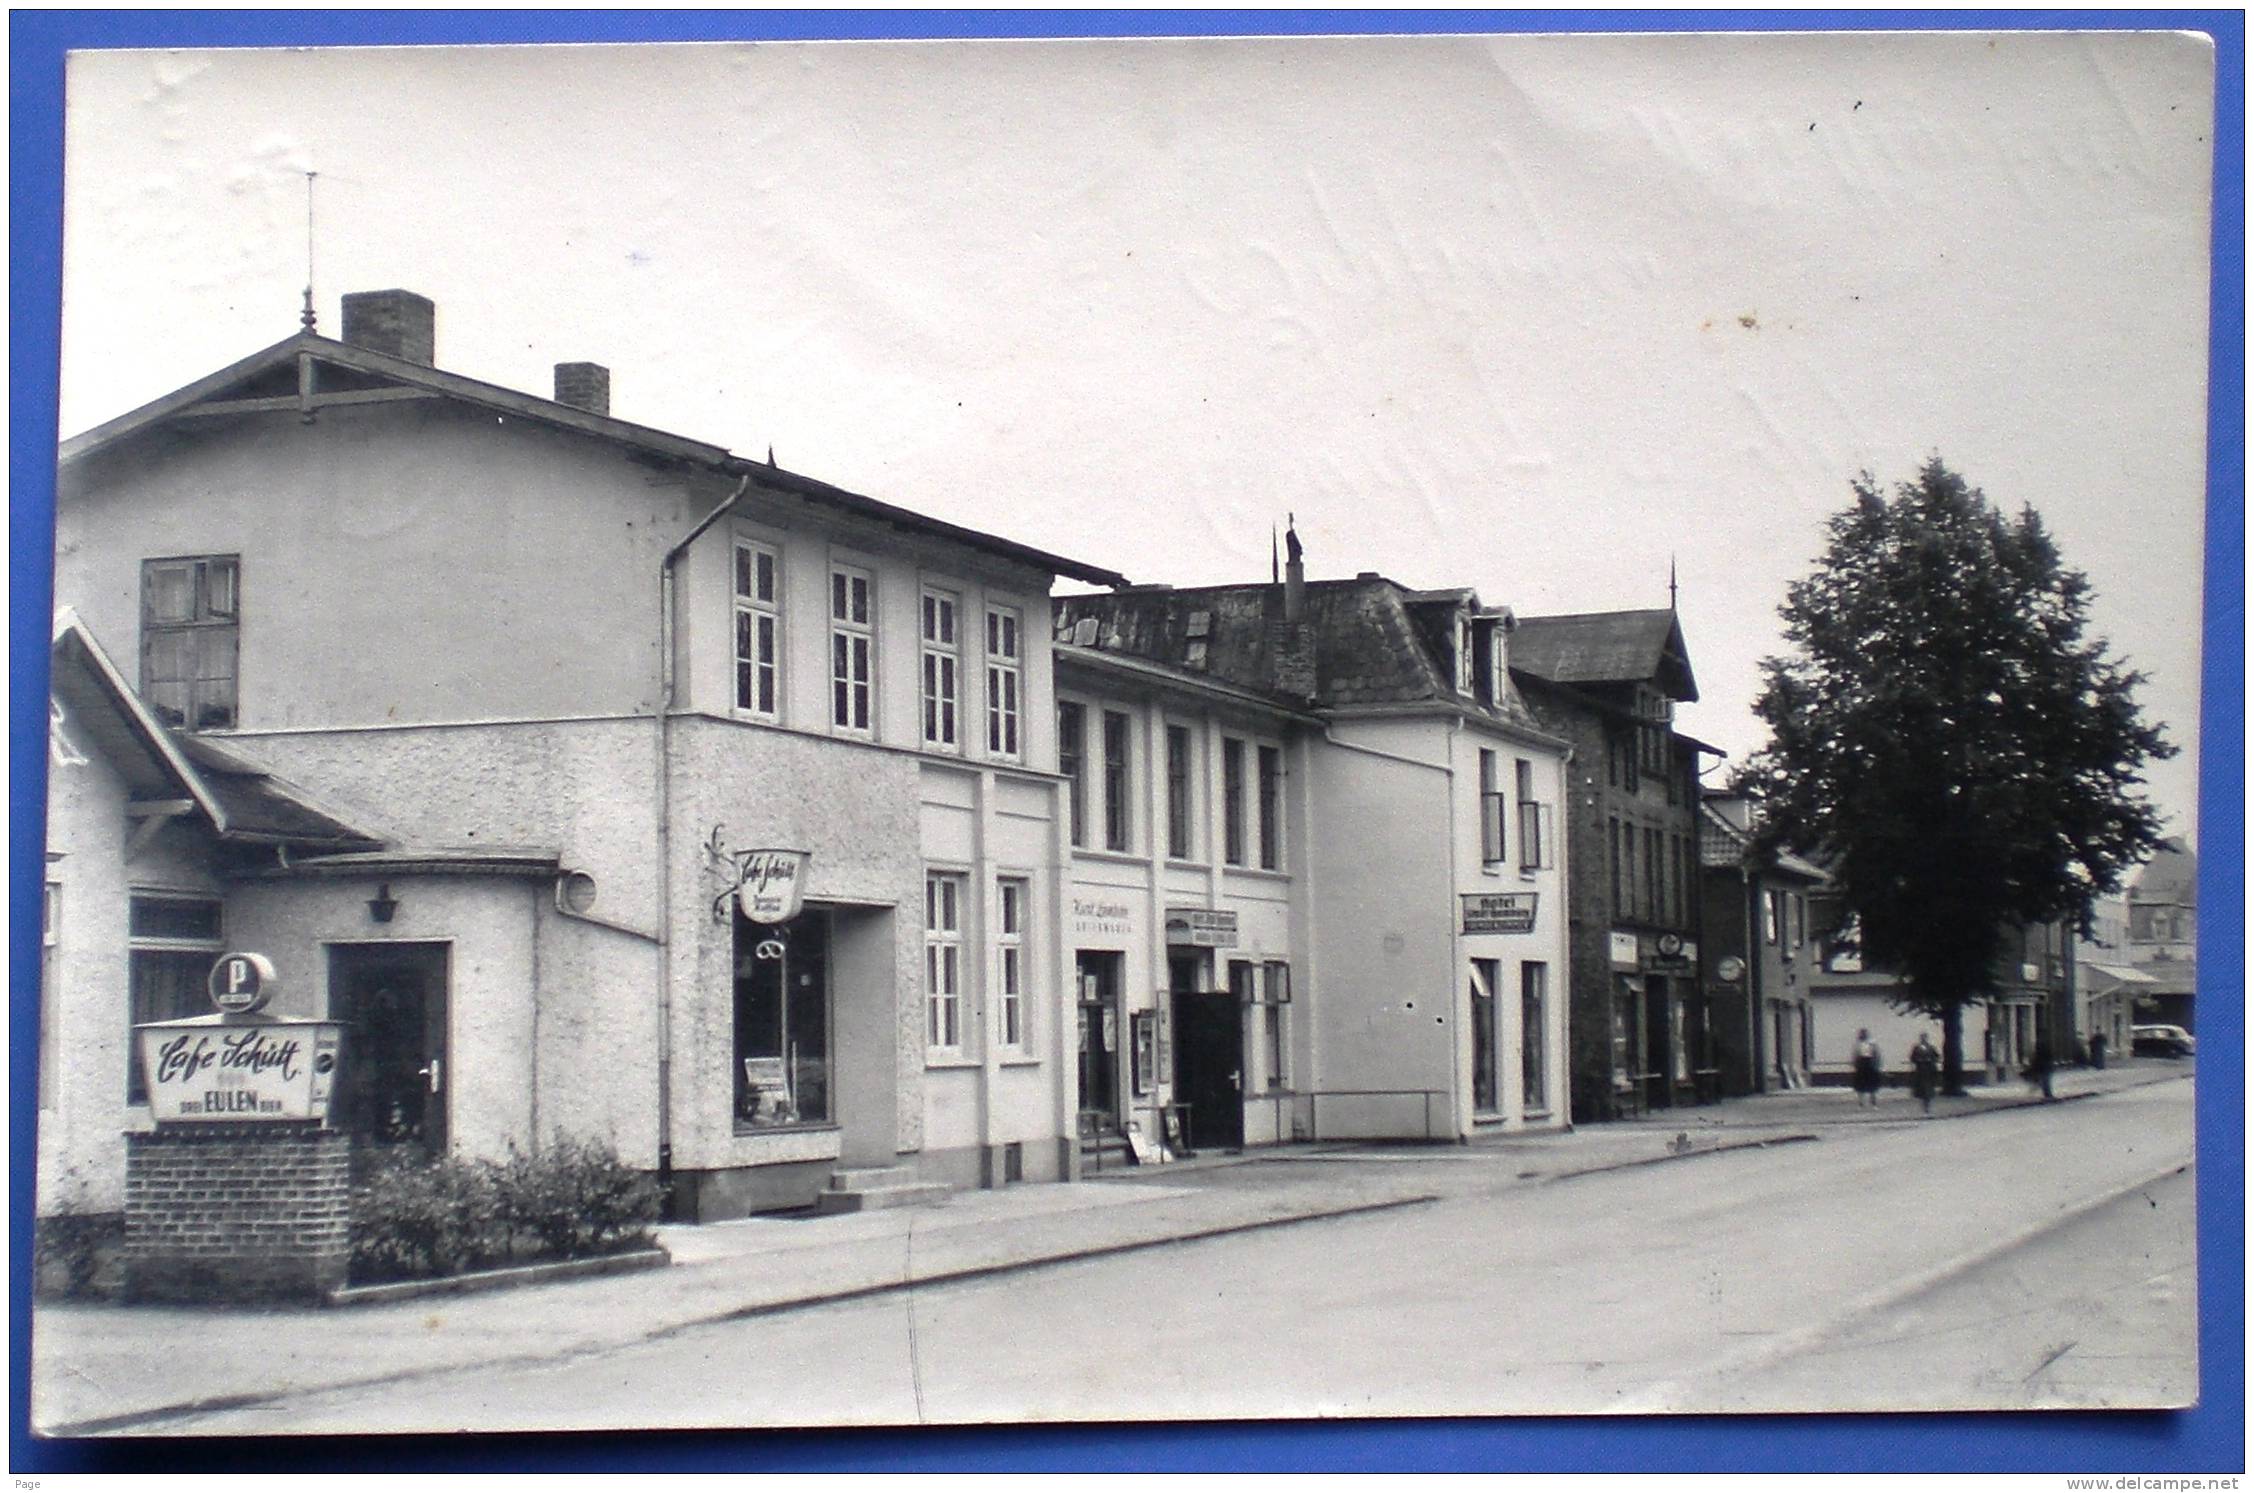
[1941,1001,1968,1096]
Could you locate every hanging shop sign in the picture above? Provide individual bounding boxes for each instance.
[1461,892,1538,935]
[1164,907,1239,948]
[735,848,810,924]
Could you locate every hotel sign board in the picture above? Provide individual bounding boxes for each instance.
[1462,892,1538,935]
[1165,907,1239,948]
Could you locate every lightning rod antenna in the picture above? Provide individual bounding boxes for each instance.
[300,171,318,331]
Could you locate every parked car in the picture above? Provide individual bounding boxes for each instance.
[2131,1024,2196,1058]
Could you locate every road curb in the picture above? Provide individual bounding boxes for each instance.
[37,1191,1439,1438]
[1611,1154,2195,1413]
[1545,1132,1821,1182]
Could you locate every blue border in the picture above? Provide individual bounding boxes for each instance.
[11,8,2243,1474]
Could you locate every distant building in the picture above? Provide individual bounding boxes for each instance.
[1806,911,2074,1084]
[2126,837,2197,1032]
[1052,544,1575,1144]
[1697,791,1829,1094]
[1510,609,1718,1119]
[2074,890,2146,1061]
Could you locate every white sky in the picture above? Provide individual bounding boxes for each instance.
[58,32,2215,845]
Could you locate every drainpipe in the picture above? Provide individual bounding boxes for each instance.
[655,473,752,1207]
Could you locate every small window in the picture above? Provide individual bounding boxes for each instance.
[1222,739,1247,866]
[920,588,960,750]
[830,566,874,735]
[732,540,781,719]
[925,872,966,1056]
[1257,744,1283,870]
[141,555,240,730]
[127,893,224,1105]
[1059,702,1087,847]
[985,608,1022,760]
[1102,711,1132,852]
[997,878,1028,1050]
[1166,724,1194,861]
[1765,889,1782,945]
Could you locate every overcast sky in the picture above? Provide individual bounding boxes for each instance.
[59,31,2215,846]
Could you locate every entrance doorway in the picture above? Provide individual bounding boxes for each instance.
[1644,975,1673,1110]
[328,941,449,1155]
[1172,983,1243,1152]
[1076,951,1123,1126]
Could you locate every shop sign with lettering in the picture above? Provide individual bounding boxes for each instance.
[1165,907,1239,948]
[1071,896,1135,939]
[1608,931,1641,970]
[138,1015,342,1123]
[737,849,809,924]
[1462,892,1538,935]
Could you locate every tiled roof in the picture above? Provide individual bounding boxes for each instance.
[1510,608,1698,701]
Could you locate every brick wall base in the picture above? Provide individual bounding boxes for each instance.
[124,1125,350,1304]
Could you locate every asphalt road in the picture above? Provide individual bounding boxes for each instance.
[138,1076,2196,1433]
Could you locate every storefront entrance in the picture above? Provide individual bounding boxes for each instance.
[1076,951,1122,1124]
[1172,986,1243,1151]
[328,941,449,1154]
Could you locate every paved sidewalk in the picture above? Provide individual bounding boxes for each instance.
[30,1059,2188,1437]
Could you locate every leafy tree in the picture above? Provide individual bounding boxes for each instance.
[1743,459,2175,1092]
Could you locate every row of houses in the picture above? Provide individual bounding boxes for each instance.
[36,290,2095,1221]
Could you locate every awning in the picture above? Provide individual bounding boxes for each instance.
[2079,961,2159,987]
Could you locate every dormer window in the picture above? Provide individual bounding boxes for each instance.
[1454,614,1474,695]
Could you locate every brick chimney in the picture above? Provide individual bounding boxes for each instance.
[553,362,611,416]
[339,290,436,366]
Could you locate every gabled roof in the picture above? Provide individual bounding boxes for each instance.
[2130,836,2196,904]
[59,329,1126,589]
[1698,797,1828,882]
[1052,574,1559,742]
[1509,608,1698,702]
[50,610,383,851]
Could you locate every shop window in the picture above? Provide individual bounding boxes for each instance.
[734,910,830,1128]
[1058,701,1087,847]
[829,565,874,735]
[1257,744,1283,870]
[1522,962,1550,1114]
[925,872,966,1055]
[126,892,224,1105]
[1102,711,1132,852]
[1261,962,1291,1089]
[141,555,239,730]
[996,878,1028,1050]
[985,607,1022,760]
[920,588,960,750]
[1222,738,1247,866]
[1165,723,1194,861]
[1469,959,1499,1113]
[1479,750,1506,866]
[732,539,781,719]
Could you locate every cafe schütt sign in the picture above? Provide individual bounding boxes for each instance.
[137,952,342,1123]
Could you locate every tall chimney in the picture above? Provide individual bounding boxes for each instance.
[339,290,436,366]
[553,362,611,416]
[1284,522,1306,624]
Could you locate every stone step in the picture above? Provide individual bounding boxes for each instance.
[813,1181,953,1215]
[827,1165,922,1192]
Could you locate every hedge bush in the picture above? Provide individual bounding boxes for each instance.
[350,1135,660,1285]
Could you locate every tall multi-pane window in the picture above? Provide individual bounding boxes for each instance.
[1102,710,1131,852]
[924,872,965,1054]
[127,894,224,1104]
[830,566,874,734]
[141,555,240,730]
[1257,744,1283,870]
[1262,961,1291,1089]
[1522,962,1550,1113]
[1608,817,1623,910]
[1645,826,1663,921]
[1621,825,1637,920]
[1222,738,1247,866]
[1479,750,1506,865]
[996,878,1027,1049]
[732,540,781,719]
[920,589,960,750]
[1059,702,1087,847]
[1165,724,1193,860]
[1515,758,1549,871]
[1765,888,1782,944]
[985,608,1022,759]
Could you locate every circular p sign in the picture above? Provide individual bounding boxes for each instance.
[208,951,279,1015]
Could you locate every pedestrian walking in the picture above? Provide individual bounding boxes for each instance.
[2025,1036,2055,1100]
[1852,1028,1883,1107]
[2090,1029,2107,1071]
[1910,1031,1941,1115]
